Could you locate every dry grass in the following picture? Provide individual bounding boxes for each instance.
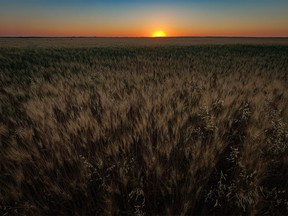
[0,42,288,215]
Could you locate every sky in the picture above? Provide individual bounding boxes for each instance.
[0,0,288,37]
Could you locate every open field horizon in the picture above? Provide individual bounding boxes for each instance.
[1,0,288,214]
[1,37,288,48]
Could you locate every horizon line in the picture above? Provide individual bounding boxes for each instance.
[1,36,288,39]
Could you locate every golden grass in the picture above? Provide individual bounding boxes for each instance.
[0,42,287,215]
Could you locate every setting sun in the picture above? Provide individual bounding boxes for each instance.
[152,31,166,37]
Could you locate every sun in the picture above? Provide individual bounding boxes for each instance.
[152,30,166,37]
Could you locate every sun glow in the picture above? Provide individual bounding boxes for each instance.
[152,30,166,37]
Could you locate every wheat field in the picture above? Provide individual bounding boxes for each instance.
[0,38,288,215]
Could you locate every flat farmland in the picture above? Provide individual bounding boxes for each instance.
[1,37,288,48]
[0,38,287,215]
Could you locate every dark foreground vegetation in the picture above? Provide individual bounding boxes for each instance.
[0,44,288,215]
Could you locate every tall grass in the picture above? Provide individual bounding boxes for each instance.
[0,45,288,215]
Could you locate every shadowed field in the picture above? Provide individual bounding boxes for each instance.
[0,39,288,215]
[1,37,288,48]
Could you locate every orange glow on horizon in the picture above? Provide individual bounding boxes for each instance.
[1,23,287,37]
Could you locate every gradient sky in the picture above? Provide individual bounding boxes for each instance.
[0,0,288,37]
